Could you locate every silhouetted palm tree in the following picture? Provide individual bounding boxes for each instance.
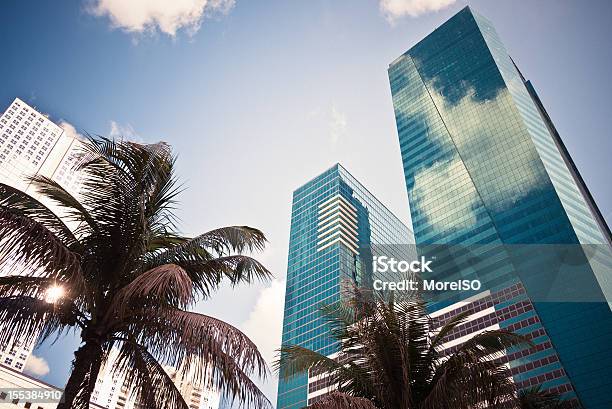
[276,287,529,409]
[0,138,272,409]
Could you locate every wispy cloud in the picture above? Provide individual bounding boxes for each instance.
[108,121,144,142]
[87,0,236,38]
[330,105,347,146]
[58,120,84,140]
[24,353,50,377]
[379,0,457,22]
[60,119,141,143]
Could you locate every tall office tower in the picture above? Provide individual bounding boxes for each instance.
[91,349,221,409]
[277,164,414,409]
[389,7,612,408]
[0,97,84,373]
[0,97,83,199]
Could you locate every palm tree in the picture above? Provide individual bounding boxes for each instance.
[0,137,273,409]
[276,287,530,409]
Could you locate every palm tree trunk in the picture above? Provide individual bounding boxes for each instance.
[57,340,103,409]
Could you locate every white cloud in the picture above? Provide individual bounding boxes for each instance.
[58,120,84,140]
[238,278,285,402]
[330,105,347,146]
[407,80,547,233]
[24,353,50,377]
[379,0,457,21]
[60,119,142,142]
[412,157,479,232]
[108,121,143,142]
[87,0,236,37]
[241,279,285,367]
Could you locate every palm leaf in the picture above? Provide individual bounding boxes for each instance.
[129,307,268,382]
[110,264,194,317]
[276,345,344,381]
[307,392,378,409]
[27,175,99,235]
[147,251,272,299]
[0,209,82,283]
[114,340,189,409]
[0,295,79,346]
[0,183,81,251]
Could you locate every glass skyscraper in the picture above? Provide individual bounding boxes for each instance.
[276,164,413,409]
[389,7,612,408]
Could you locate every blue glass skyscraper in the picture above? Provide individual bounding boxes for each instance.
[389,7,612,408]
[276,164,413,408]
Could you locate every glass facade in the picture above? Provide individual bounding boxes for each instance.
[277,164,413,408]
[389,7,612,408]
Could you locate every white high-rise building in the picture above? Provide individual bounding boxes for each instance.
[0,363,106,409]
[0,97,84,201]
[0,97,85,373]
[91,349,221,409]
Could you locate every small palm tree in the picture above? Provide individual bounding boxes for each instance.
[0,138,272,408]
[276,287,529,409]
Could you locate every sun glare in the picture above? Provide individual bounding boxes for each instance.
[45,285,64,303]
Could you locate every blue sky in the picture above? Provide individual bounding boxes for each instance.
[1,0,611,405]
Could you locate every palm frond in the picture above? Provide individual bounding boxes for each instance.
[0,295,79,346]
[275,345,343,381]
[27,175,98,235]
[147,251,272,299]
[0,183,81,251]
[423,361,514,409]
[113,340,189,409]
[174,226,268,257]
[0,209,83,283]
[207,346,273,409]
[146,232,188,252]
[518,385,575,409]
[307,392,378,409]
[428,310,470,352]
[202,226,267,254]
[0,276,55,298]
[122,316,273,409]
[187,255,272,288]
[453,329,531,361]
[110,264,194,316]
[129,307,268,382]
